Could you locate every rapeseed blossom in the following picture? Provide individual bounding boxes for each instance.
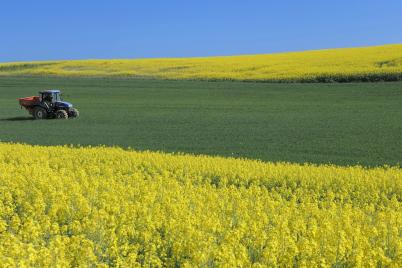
[0,143,400,266]
[0,44,401,82]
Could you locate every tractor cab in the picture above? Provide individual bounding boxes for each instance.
[39,90,62,103]
[39,90,73,109]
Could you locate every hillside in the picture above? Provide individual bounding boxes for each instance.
[1,44,402,82]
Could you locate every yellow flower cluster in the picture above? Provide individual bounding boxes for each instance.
[0,143,400,267]
[1,44,402,82]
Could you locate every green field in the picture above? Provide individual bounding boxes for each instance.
[0,76,401,166]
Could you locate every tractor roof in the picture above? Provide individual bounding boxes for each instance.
[39,89,61,94]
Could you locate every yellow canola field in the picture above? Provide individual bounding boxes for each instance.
[1,44,402,82]
[0,143,401,267]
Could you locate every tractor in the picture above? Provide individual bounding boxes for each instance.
[18,90,79,119]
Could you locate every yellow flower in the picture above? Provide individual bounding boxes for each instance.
[0,143,400,266]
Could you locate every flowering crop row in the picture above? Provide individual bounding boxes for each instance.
[0,44,402,82]
[0,143,400,266]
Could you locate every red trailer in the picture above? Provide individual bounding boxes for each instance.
[18,96,41,115]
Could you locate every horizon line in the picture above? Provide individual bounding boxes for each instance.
[1,43,401,64]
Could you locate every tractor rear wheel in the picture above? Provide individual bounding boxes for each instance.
[56,110,68,119]
[33,107,47,120]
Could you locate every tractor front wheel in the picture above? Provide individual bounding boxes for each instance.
[33,107,47,120]
[69,108,79,118]
[56,110,68,119]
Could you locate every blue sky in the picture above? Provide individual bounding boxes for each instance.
[1,0,401,62]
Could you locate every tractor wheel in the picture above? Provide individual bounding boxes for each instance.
[69,108,79,118]
[33,107,47,120]
[56,110,68,119]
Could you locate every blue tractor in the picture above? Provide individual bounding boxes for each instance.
[19,90,79,120]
